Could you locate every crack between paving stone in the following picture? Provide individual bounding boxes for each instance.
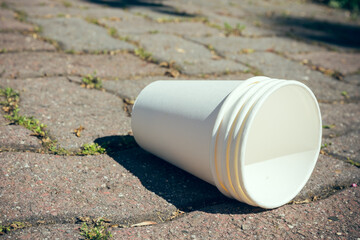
[0,49,57,54]
[81,12,265,76]
[180,35,262,76]
[321,150,360,168]
[318,97,360,104]
[0,209,188,231]
[0,147,42,153]
[323,127,360,138]
[290,185,358,205]
[1,183,357,236]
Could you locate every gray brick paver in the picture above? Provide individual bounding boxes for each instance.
[30,17,135,52]
[0,0,359,238]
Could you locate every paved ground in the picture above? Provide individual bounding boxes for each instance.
[0,0,359,239]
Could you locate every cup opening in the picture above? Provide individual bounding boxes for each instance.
[241,83,321,208]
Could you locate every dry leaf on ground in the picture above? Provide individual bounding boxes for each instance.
[130,221,157,227]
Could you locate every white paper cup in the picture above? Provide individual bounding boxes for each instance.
[131,76,322,209]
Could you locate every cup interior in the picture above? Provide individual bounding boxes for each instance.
[242,84,321,208]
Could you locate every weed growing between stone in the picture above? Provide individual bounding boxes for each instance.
[108,27,118,38]
[6,108,47,137]
[81,72,103,90]
[62,0,72,8]
[224,22,246,36]
[0,87,106,156]
[78,143,106,155]
[346,158,360,167]
[134,47,153,61]
[0,88,45,136]
[80,218,112,240]
[0,222,31,235]
[14,10,27,22]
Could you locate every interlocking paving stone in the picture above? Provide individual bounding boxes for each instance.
[344,74,360,85]
[241,0,355,24]
[288,51,360,75]
[294,154,360,201]
[324,130,360,164]
[0,77,131,150]
[0,151,176,225]
[0,52,166,79]
[0,149,229,225]
[126,5,201,22]
[30,18,135,51]
[189,35,325,54]
[131,34,248,75]
[103,78,171,99]
[0,8,34,32]
[111,187,360,239]
[13,4,137,19]
[194,10,276,37]
[100,73,254,100]
[1,224,82,240]
[101,18,220,36]
[0,115,42,151]
[180,2,276,37]
[167,0,274,37]
[320,103,360,138]
[0,32,56,51]
[232,52,360,101]
[1,152,359,239]
[1,0,359,239]
[5,0,58,7]
[260,14,360,51]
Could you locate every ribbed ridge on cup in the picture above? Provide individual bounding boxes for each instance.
[210,77,321,208]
